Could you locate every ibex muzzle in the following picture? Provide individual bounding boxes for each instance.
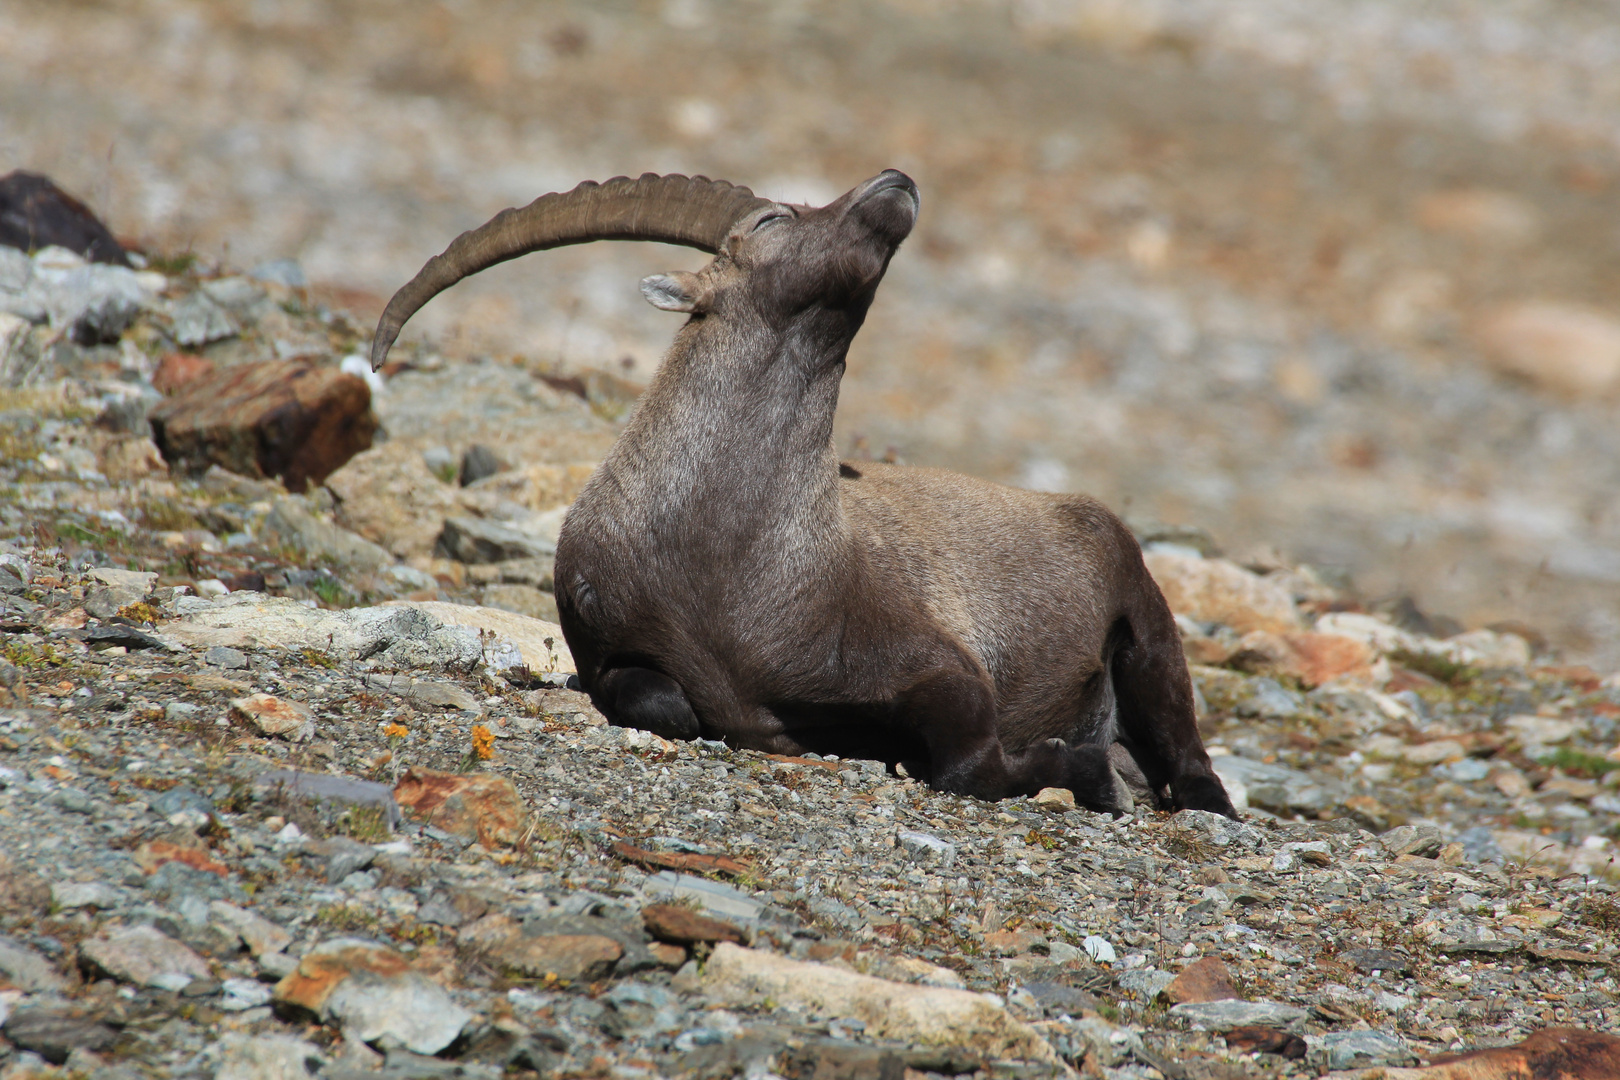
[373,170,1236,818]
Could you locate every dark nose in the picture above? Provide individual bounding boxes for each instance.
[854,170,919,241]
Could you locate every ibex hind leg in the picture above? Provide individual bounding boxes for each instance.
[592,666,700,742]
[1111,614,1238,818]
[907,670,1132,813]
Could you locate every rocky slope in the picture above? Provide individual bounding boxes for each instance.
[5,0,1620,670]
[0,243,1618,1078]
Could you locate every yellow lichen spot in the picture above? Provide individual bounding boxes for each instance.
[383,722,408,739]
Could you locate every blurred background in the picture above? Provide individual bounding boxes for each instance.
[5,0,1619,667]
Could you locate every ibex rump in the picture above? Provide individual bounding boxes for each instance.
[372,170,1236,817]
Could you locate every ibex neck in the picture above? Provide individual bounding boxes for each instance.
[607,313,852,549]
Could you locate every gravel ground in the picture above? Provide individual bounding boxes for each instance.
[1,251,1619,1078]
[5,0,1620,667]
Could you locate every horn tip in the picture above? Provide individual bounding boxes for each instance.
[369,326,397,372]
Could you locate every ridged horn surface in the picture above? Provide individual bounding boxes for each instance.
[370,173,772,369]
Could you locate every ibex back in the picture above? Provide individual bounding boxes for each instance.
[372,170,1236,817]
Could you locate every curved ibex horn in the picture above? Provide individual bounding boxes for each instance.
[369,173,773,370]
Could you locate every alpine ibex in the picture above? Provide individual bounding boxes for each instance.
[371,170,1236,817]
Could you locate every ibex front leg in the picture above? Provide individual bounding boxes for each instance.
[902,670,1131,813]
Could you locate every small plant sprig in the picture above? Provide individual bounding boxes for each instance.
[462,724,496,770]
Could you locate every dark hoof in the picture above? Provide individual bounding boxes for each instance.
[1176,773,1238,819]
[1066,743,1134,816]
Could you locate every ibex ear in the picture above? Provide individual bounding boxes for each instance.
[640,272,710,313]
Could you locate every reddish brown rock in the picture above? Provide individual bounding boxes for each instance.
[648,942,688,968]
[642,903,748,946]
[610,841,752,878]
[1229,630,1377,688]
[1224,1026,1307,1059]
[147,359,377,491]
[1165,957,1241,1005]
[152,352,215,395]
[1376,1028,1620,1080]
[133,839,230,877]
[1143,551,1302,636]
[982,928,1047,958]
[230,693,314,742]
[393,768,528,848]
[457,914,622,980]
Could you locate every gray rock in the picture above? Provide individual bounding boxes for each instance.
[1022,980,1101,1017]
[250,258,306,288]
[318,836,378,884]
[897,829,957,867]
[0,936,66,991]
[1456,826,1505,864]
[644,871,765,922]
[362,672,480,711]
[170,291,238,346]
[51,881,123,910]
[46,263,155,343]
[1116,967,1177,1000]
[252,769,401,831]
[1272,840,1332,872]
[2,1004,118,1065]
[263,496,391,572]
[479,582,558,621]
[258,951,300,979]
[1212,756,1348,815]
[0,246,32,294]
[148,785,215,823]
[437,515,554,563]
[204,645,250,669]
[1169,1000,1310,1031]
[47,787,93,815]
[1315,1030,1417,1071]
[210,900,294,956]
[1169,808,1267,851]
[200,276,268,311]
[80,924,212,989]
[213,1032,323,1079]
[84,567,156,617]
[459,444,503,486]
[1380,823,1444,858]
[1235,677,1306,719]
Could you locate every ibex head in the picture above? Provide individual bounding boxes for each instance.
[369,170,918,370]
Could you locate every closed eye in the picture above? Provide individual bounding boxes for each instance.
[751,212,789,233]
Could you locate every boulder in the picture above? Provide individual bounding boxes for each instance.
[262,496,392,572]
[385,600,574,674]
[1474,301,1620,396]
[436,515,554,563]
[1143,550,1302,635]
[1363,1028,1618,1080]
[0,171,129,265]
[1227,630,1380,687]
[166,593,497,673]
[272,937,470,1055]
[1164,956,1240,1004]
[80,925,212,990]
[393,768,529,848]
[148,359,378,491]
[700,943,1059,1064]
[326,442,465,559]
